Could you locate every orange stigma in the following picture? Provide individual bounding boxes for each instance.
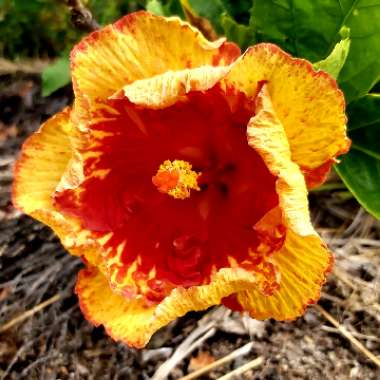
[152,160,200,199]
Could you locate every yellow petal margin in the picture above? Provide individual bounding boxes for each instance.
[237,229,332,320]
[71,11,239,106]
[76,266,263,348]
[12,109,102,267]
[223,43,350,188]
[240,84,333,319]
[248,84,314,237]
[120,65,231,109]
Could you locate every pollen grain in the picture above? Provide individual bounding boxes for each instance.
[152,159,200,200]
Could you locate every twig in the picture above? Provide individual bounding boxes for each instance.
[179,342,253,380]
[335,266,378,290]
[342,208,366,237]
[321,292,346,306]
[151,321,216,380]
[315,304,380,368]
[333,268,357,290]
[0,304,77,380]
[0,343,30,380]
[217,356,264,380]
[64,0,99,31]
[0,294,61,333]
[321,325,380,343]
[20,354,60,378]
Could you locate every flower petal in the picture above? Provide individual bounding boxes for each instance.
[12,108,102,267]
[77,265,266,348]
[247,84,313,236]
[76,268,156,348]
[224,43,350,188]
[237,84,332,318]
[71,11,240,105]
[13,108,72,220]
[236,229,332,320]
[119,65,231,109]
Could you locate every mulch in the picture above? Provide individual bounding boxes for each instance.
[0,74,379,380]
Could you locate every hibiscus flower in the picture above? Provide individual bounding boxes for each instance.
[13,11,350,348]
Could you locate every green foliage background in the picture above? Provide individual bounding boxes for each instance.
[1,0,380,219]
[0,0,76,58]
[0,0,145,58]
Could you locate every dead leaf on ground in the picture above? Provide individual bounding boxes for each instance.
[188,351,216,372]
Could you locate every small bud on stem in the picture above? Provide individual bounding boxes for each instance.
[65,0,99,32]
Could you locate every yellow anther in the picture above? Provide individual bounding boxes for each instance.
[152,159,200,199]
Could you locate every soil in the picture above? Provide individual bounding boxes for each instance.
[0,74,379,380]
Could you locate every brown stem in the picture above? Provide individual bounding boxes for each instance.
[64,0,99,32]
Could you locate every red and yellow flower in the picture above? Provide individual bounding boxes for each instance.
[13,11,350,348]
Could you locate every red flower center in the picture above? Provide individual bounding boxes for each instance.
[54,86,283,301]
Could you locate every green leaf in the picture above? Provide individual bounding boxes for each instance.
[372,81,380,92]
[313,32,351,79]
[42,55,71,97]
[346,94,380,159]
[350,124,380,160]
[147,0,185,17]
[162,0,185,18]
[250,0,380,102]
[146,0,166,16]
[347,93,380,130]
[335,150,380,219]
[220,0,252,24]
[336,93,380,219]
[220,13,255,49]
